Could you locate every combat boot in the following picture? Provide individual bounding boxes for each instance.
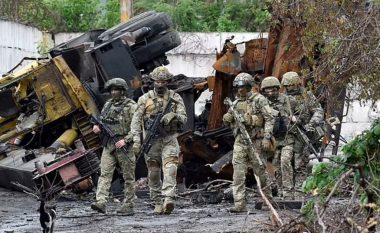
[90,202,106,214]
[117,204,134,216]
[163,199,175,215]
[230,202,247,213]
[153,203,163,215]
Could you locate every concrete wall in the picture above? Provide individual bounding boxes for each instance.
[0,20,43,75]
[1,20,378,142]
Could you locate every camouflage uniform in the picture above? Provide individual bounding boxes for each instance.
[282,72,324,195]
[261,76,295,199]
[130,67,187,215]
[91,78,137,214]
[223,73,274,212]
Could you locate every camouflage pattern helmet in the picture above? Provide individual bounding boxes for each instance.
[281,71,302,86]
[233,73,254,87]
[150,66,173,81]
[104,78,128,91]
[261,76,280,89]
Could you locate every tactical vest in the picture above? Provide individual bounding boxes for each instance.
[100,97,134,136]
[268,94,290,138]
[143,90,180,133]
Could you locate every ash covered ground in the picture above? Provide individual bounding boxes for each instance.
[0,187,301,233]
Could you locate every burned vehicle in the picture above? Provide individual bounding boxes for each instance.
[0,11,183,199]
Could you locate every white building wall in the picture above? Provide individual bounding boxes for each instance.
[0,20,43,75]
[0,20,378,141]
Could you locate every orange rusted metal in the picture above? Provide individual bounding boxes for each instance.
[264,22,305,79]
[241,38,268,73]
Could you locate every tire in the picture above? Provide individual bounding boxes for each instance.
[98,11,173,42]
[132,30,181,66]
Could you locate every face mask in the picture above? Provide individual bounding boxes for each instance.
[154,81,168,96]
[110,88,124,100]
[286,85,300,95]
[236,86,250,98]
[263,87,279,101]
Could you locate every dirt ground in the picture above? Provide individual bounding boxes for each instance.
[0,187,301,233]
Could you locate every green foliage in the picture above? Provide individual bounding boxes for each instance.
[0,0,271,32]
[135,0,271,32]
[302,119,380,222]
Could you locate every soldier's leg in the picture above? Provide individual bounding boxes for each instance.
[250,140,273,202]
[231,142,249,212]
[293,139,307,198]
[271,148,282,197]
[161,137,180,214]
[281,145,294,199]
[92,147,117,213]
[145,141,163,209]
[116,149,136,214]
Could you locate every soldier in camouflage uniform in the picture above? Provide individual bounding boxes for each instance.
[130,66,187,215]
[261,76,296,199]
[223,73,275,213]
[281,71,324,196]
[91,78,137,215]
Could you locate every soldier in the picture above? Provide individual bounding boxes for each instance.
[90,78,137,215]
[261,76,295,199]
[223,73,275,213]
[130,66,187,215]
[281,71,324,196]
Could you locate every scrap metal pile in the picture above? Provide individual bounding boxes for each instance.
[0,10,342,201]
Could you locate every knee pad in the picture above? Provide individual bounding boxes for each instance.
[281,146,293,162]
[163,157,178,177]
[147,160,160,171]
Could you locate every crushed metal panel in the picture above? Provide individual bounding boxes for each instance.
[272,24,305,78]
[241,38,268,73]
[207,150,233,173]
[0,148,56,190]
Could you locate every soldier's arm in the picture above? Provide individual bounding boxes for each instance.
[130,96,146,143]
[307,91,324,125]
[257,96,275,135]
[124,101,137,143]
[173,93,187,125]
[284,95,293,117]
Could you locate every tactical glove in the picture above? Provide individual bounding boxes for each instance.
[160,112,177,125]
[223,113,234,124]
[261,133,272,151]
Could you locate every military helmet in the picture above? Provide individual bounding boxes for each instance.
[281,71,302,86]
[104,78,128,91]
[150,66,173,81]
[261,76,280,89]
[233,73,254,87]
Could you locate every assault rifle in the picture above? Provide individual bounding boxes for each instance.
[136,97,176,159]
[224,97,263,166]
[91,116,131,157]
[295,125,322,162]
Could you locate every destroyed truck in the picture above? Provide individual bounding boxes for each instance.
[0,11,184,198]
